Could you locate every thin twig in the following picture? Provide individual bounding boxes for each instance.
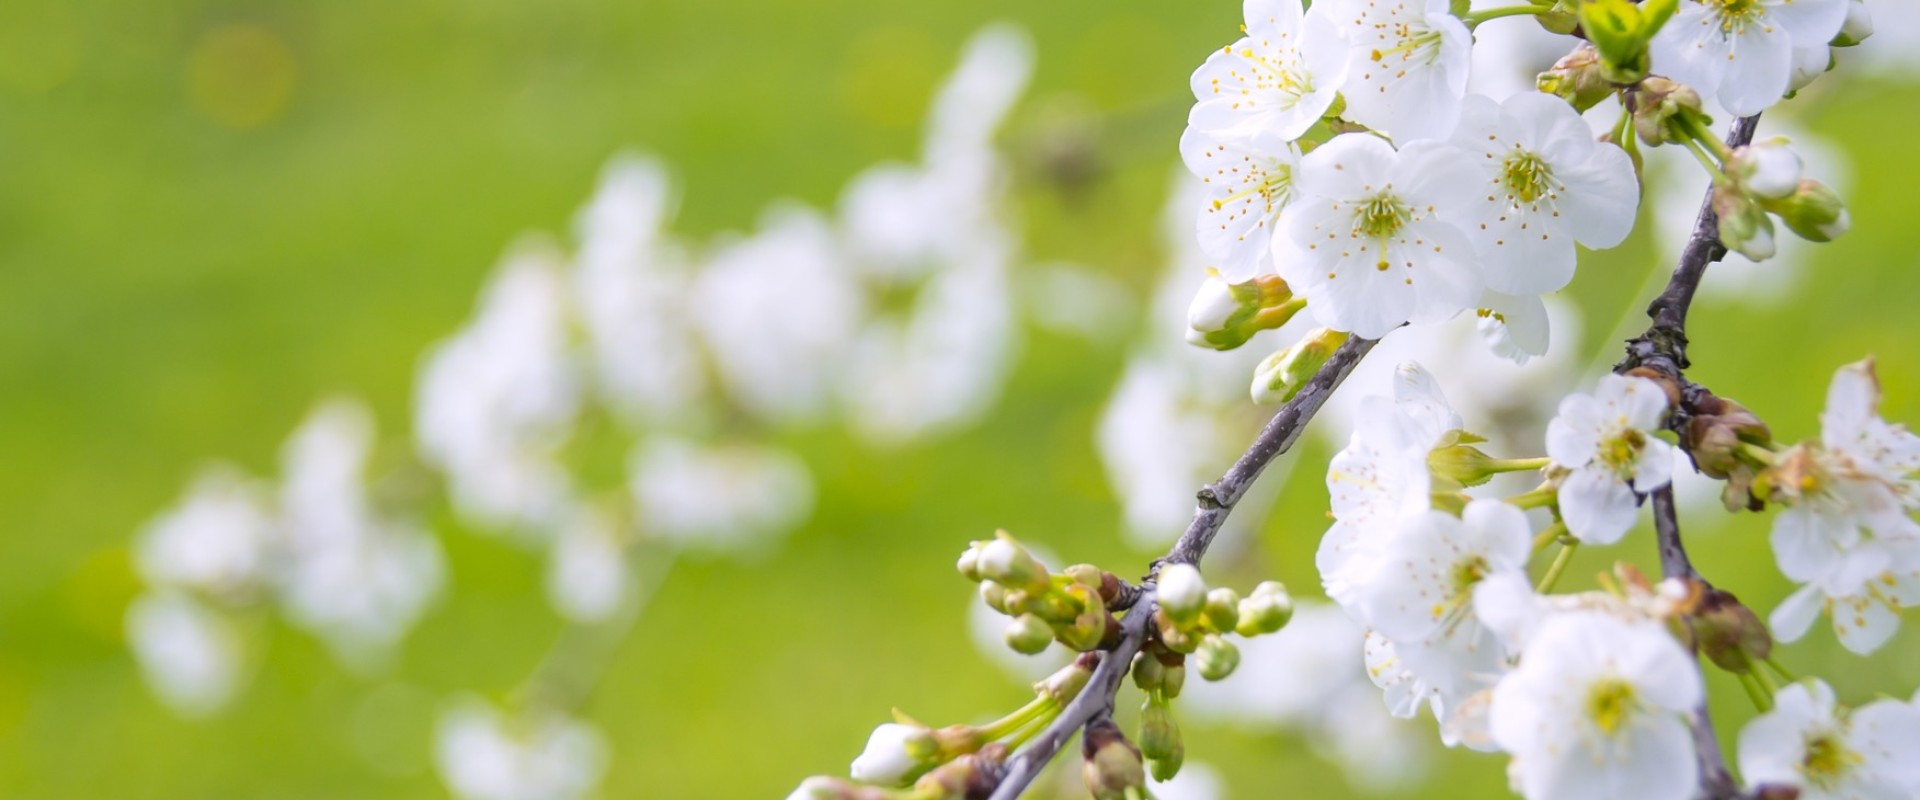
[986,335,1378,800]
[1617,114,1760,800]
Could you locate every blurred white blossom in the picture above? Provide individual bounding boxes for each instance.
[544,508,631,624]
[628,437,813,553]
[135,465,274,599]
[435,698,608,800]
[126,591,246,718]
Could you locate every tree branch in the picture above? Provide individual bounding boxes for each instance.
[986,335,1378,800]
[1616,114,1760,800]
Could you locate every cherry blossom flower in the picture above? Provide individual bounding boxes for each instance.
[1769,537,1920,654]
[1650,0,1851,116]
[1188,0,1349,142]
[544,509,631,624]
[1180,126,1302,282]
[1737,679,1920,799]
[1490,612,1700,800]
[1545,375,1675,544]
[1275,134,1483,338]
[1446,92,1640,297]
[1317,364,1462,596]
[627,437,813,554]
[135,465,274,599]
[1770,359,1920,581]
[435,698,607,800]
[125,591,246,718]
[1323,0,1473,140]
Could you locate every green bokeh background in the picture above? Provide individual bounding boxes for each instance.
[2,0,1918,797]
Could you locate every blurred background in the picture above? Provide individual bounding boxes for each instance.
[3,0,1920,797]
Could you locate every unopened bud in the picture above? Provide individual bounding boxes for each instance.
[1693,589,1773,673]
[1252,328,1349,404]
[850,723,939,786]
[1236,581,1294,636]
[1081,718,1146,800]
[1036,654,1096,706]
[1138,699,1181,762]
[1156,563,1207,625]
[1162,661,1187,699]
[1834,0,1872,46]
[1186,272,1300,351]
[1427,441,1505,489]
[1728,138,1803,200]
[1685,393,1771,479]
[1131,651,1165,693]
[1633,79,1703,146]
[1579,0,1674,83]
[914,745,1004,800]
[786,776,891,800]
[1064,563,1105,592]
[1005,614,1054,655]
[1156,611,1200,654]
[1058,608,1111,652]
[1195,634,1241,681]
[1764,179,1848,243]
[979,580,1010,614]
[1189,590,1233,636]
[977,531,1049,593]
[1713,186,1777,261]
[1537,45,1613,112]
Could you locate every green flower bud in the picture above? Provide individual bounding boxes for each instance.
[979,580,1010,614]
[1036,654,1096,706]
[1195,634,1241,681]
[1764,179,1848,243]
[956,542,986,582]
[1081,719,1146,800]
[1137,699,1181,762]
[1130,651,1165,693]
[1534,0,1580,34]
[1064,563,1105,591]
[1427,441,1506,489]
[1156,611,1200,654]
[1536,45,1613,112]
[1577,0,1674,83]
[1186,272,1303,352]
[1236,581,1294,636]
[1693,589,1773,674]
[1632,78,1703,146]
[1251,328,1350,405]
[1058,608,1111,652]
[1202,587,1241,633]
[1004,614,1055,655]
[1162,662,1187,700]
[1713,185,1777,262]
[1728,138,1803,200]
[977,531,1049,593]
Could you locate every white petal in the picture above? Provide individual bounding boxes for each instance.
[1557,143,1642,249]
[1717,20,1795,116]
[1560,466,1641,545]
[1769,584,1823,643]
[1635,438,1676,490]
[1832,592,1899,654]
[1765,0,1850,44]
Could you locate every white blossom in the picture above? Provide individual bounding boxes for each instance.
[628,437,812,553]
[1769,538,1920,654]
[1188,0,1349,142]
[1324,0,1473,140]
[1319,362,1460,594]
[435,698,607,800]
[135,465,273,598]
[1650,0,1851,116]
[849,723,934,786]
[416,241,580,531]
[125,591,245,718]
[1275,133,1483,338]
[1738,680,1920,798]
[1490,612,1700,800]
[1545,374,1674,545]
[544,509,630,624]
[1445,92,1640,297]
[1180,127,1303,283]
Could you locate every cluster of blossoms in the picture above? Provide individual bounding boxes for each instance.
[130,24,1048,800]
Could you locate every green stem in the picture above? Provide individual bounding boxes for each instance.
[1679,112,1735,161]
[1762,656,1798,684]
[981,695,1055,740]
[1737,671,1775,712]
[1681,135,1731,184]
[1463,4,1547,24]
[1737,441,1778,467]
[1531,521,1569,556]
[1488,456,1552,474]
[1751,664,1782,695]
[1536,541,1580,593]
[1506,484,1560,511]
[1003,702,1061,749]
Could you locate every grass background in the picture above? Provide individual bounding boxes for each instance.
[1,0,1918,796]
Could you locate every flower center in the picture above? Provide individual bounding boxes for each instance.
[1598,427,1647,477]
[1584,677,1639,737]
[1450,555,1490,595]
[1800,729,1862,788]
[1501,151,1555,205]
[1239,47,1316,106]
[1353,192,1412,242]
[1216,164,1295,210]
[1369,30,1443,66]
[1707,0,1763,33]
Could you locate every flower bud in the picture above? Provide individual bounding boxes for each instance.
[1081,718,1146,800]
[850,723,938,786]
[1632,78,1703,146]
[1137,699,1181,762]
[956,541,986,582]
[1131,651,1165,693]
[1156,563,1207,625]
[1713,186,1777,262]
[1427,441,1505,489]
[1692,589,1773,673]
[1578,0,1674,83]
[1834,0,1872,46]
[1235,581,1294,636]
[1057,608,1111,652]
[1156,611,1200,654]
[786,776,891,800]
[913,745,1003,800]
[1728,139,1803,200]
[1064,563,1105,592]
[1004,614,1055,655]
[977,531,1049,593]
[1202,587,1241,633]
[1185,272,1301,352]
[1764,179,1848,242]
[1161,661,1186,700]
[1684,393,1771,480]
[1251,328,1350,404]
[1036,654,1096,706]
[1536,45,1613,112]
[1195,634,1241,681]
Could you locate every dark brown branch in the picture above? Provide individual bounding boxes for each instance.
[1616,115,1760,800]
[986,335,1378,800]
